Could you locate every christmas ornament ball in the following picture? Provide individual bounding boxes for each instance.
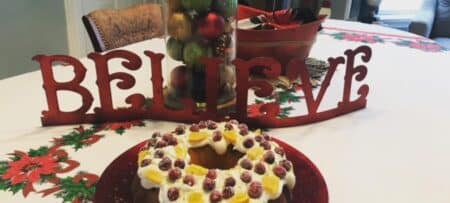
[183,41,212,67]
[168,12,192,41]
[213,0,237,18]
[198,12,226,39]
[166,37,184,61]
[181,0,212,13]
[169,65,191,91]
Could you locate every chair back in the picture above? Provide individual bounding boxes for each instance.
[432,0,450,38]
[82,3,163,52]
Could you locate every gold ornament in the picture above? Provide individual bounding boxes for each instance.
[168,12,192,41]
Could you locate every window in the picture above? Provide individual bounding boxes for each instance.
[377,0,425,31]
[379,0,424,14]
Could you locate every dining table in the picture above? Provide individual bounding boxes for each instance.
[0,19,449,203]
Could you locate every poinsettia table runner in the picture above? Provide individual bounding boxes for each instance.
[1,19,450,203]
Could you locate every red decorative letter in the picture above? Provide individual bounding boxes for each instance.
[33,55,93,125]
[88,50,145,120]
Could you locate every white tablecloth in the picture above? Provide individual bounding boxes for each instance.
[1,19,449,203]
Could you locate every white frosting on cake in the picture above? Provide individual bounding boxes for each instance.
[136,120,296,203]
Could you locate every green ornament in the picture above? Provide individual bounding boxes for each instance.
[181,0,212,13]
[167,37,184,61]
[183,42,212,67]
[213,0,237,18]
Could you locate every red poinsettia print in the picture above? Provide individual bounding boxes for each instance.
[248,103,265,117]
[343,33,378,43]
[1,154,57,185]
[409,41,442,52]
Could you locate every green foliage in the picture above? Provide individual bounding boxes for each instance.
[0,178,26,195]
[60,128,103,151]
[279,107,295,118]
[115,128,125,135]
[40,174,56,184]
[254,87,302,118]
[9,183,26,194]
[28,146,50,157]
[55,176,96,203]
[0,161,8,174]
[0,179,9,191]
[277,88,301,103]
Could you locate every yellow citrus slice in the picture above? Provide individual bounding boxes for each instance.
[186,164,208,176]
[145,169,164,185]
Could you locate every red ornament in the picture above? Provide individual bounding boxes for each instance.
[169,65,190,93]
[198,12,225,39]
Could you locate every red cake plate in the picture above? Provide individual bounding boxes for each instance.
[94,138,328,203]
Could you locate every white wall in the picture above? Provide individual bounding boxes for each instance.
[0,0,154,79]
[0,0,68,79]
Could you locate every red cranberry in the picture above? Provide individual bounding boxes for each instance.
[156,140,168,148]
[275,147,285,156]
[198,121,207,129]
[224,177,236,187]
[175,125,185,135]
[154,150,164,158]
[190,124,200,132]
[174,159,185,169]
[238,124,248,131]
[207,169,217,179]
[255,135,263,143]
[210,191,222,202]
[212,131,222,142]
[243,138,254,148]
[240,159,253,170]
[273,165,287,178]
[222,187,234,199]
[183,175,195,186]
[263,151,275,164]
[158,157,172,171]
[240,171,252,183]
[239,129,249,136]
[224,123,234,130]
[208,121,218,130]
[168,138,178,146]
[140,159,152,167]
[162,133,172,142]
[162,134,178,146]
[263,133,271,141]
[168,168,182,181]
[167,187,180,201]
[260,141,271,150]
[280,160,292,171]
[203,178,216,191]
[254,162,266,175]
[248,182,263,198]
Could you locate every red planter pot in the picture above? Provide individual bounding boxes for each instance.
[237,5,325,74]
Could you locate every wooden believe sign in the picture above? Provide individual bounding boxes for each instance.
[33,45,372,128]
